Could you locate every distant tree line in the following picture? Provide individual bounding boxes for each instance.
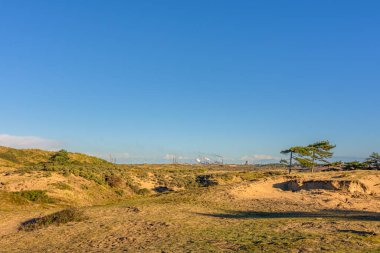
[342,152,380,171]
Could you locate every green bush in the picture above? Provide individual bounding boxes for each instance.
[343,161,368,170]
[196,175,218,187]
[49,149,70,164]
[13,190,53,203]
[19,208,86,231]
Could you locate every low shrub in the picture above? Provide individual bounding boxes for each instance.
[196,175,218,187]
[343,161,369,170]
[49,149,70,164]
[105,174,123,187]
[13,190,53,203]
[115,189,124,196]
[19,208,86,231]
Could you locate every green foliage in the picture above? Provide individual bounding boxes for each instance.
[307,141,336,163]
[19,208,86,231]
[365,152,380,169]
[13,190,53,203]
[281,141,336,173]
[32,163,108,185]
[343,161,368,170]
[49,149,70,164]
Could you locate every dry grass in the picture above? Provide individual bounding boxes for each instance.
[19,208,87,231]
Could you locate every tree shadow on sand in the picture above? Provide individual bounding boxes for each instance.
[197,209,380,221]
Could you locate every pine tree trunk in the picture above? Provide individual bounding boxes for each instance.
[289,152,293,174]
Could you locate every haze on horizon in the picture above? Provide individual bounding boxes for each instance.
[0,1,379,164]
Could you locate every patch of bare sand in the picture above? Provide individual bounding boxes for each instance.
[228,174,380,212]
[131,175,156,190]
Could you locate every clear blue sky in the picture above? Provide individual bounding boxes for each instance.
[0,1,379,163]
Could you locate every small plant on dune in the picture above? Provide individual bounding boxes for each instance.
[19,208,87,231]
[115,189,124,196]
[13,190,53,203]
[105,174,123,187]
[52,182,72,190]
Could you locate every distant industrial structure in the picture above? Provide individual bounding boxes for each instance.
[195,154,223,165]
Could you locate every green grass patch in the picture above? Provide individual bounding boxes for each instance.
[13,190,53,203]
